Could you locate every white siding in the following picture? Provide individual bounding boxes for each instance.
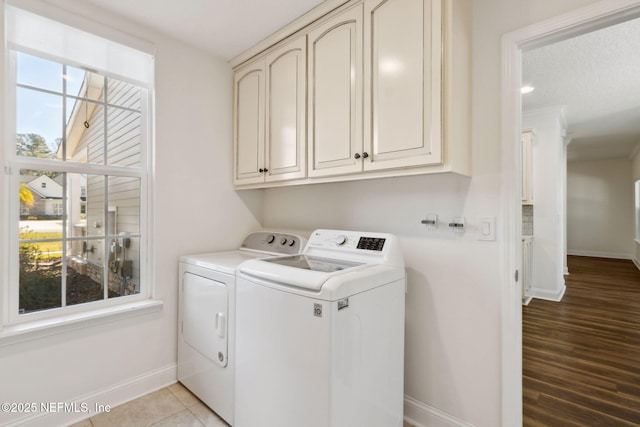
[83,77,142,293]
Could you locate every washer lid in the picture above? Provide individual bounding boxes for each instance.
[262,255,363,273]
[238,257,369,291]
[238,260,404,299]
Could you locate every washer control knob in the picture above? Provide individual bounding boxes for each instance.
[288,239,296,247]
[335,235,347,246]
[280,237,288,245]
[267,234,276,244]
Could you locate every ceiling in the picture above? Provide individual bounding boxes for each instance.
[522,17,640,162]
[82,0,325,60]
[81,1,640,163]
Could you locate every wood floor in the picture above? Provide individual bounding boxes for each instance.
[523,256,640,426]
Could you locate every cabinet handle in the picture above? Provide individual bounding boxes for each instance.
[259,168,264,173]
[362,152,369,159]
[264,168,268,172]
[354,153,361,159]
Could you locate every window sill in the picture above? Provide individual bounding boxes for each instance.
[0,299,163,347]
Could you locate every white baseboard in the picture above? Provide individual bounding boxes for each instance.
[6,363,177,427]
[634,258,640,272]
[531,284,566,302]
[567,250,632,260]
[404,395,475,427]
[10,370,467,427]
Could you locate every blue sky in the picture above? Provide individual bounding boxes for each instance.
[16,52,85,152]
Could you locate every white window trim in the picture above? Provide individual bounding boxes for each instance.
[2,3,159,332]
[0,299,162,347]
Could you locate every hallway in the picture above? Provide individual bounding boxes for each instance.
[523,256,640,426]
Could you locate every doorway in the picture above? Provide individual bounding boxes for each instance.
[501,1,640,425]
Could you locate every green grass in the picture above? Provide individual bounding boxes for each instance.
[20,231,63,258]
[20,231,62,240]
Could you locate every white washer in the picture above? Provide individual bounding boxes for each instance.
[178,231,306,425]
[235,229,406,427]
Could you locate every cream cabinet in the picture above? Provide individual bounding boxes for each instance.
[521,129,534,204]
[308,0,445,177]
[363,0,442,171]
[307,4,363,177]
[233,36,306,186]
[232,0,471,188]
[522,236,533,304]
[234,62,265,185]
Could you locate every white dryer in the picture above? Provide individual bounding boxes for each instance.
[178,231,306,425]
[235,229,406,427]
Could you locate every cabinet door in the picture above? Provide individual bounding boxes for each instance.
[364,0,442,171]
[307,5,363,177]
[521,130,534,204]
[522,239,532,299]
[234,62,266,185]
[265,37,307,182]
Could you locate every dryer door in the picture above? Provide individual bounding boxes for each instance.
[183,272,229,367]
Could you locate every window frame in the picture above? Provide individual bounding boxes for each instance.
[4,37,154,326]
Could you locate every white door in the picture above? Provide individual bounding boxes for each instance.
[265,37,307,182]
[307,5,363,177]
[182,272,229,368]
[363,0,443,171]
[234,61,266,185]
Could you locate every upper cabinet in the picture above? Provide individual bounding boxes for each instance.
[233,36,306,186]
[363,0,442,171]
[307,4,363,177]
[232,0,471,188]
[233,62,265,186]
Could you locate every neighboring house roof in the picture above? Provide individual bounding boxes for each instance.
[19,175,38,184]
[58,71,104,161]
[27,175,62,199]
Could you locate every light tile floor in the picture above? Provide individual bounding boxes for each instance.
[70,382,416,427]
[69,383,228,427]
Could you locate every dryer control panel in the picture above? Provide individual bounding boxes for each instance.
[240,232,306,255]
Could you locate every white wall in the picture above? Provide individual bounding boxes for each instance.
[523,108,567,301]
[261,1,607,425]
[567,157,634,259]
[263,174,503,427]
[0,1,262,425]
[1,0,616,426]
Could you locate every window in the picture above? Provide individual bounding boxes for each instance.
[5,4,154,324]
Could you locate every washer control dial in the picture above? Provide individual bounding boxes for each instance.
[280,237,288,246]
[335,235,347,246]
[266,234,276,244]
